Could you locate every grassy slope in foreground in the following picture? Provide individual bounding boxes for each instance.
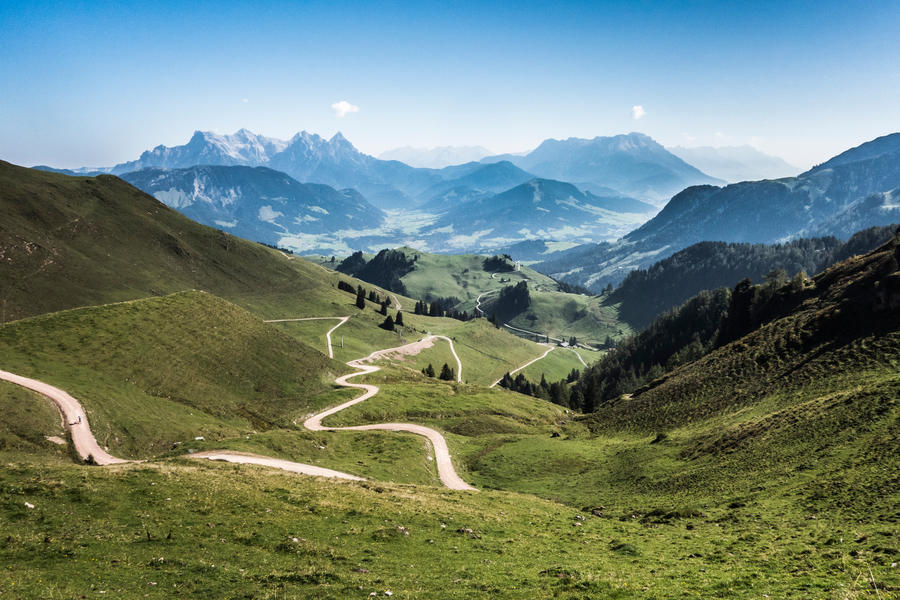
[473,236,900,509]
[0,161,414,321]
[0,291,349,458]
[1,455,895,599]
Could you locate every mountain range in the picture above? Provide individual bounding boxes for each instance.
[119,165,384,249]
[40,129,726,211]
[414,161,538,213]
[532,133,900,291]
[422,178,655,251]
[482,132,724,203]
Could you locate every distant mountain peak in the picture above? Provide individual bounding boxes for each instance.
[484,131,721,203]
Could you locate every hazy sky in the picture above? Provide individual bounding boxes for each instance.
[2,0,898,170]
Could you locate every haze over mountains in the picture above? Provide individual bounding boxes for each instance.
[482,133,724,203]
[41,128,726,210]
[378,145,494,168]
[423,178,655,250]
[29,128,900,268]
[667,145,798,182]
[533,133,900,291]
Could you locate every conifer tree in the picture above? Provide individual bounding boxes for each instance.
[355,287,366,309]
[395,311,404,326]
[439,363,454,381]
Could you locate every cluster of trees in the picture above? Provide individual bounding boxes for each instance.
[505,270,809,412]
[412,298,472,322]
[483,254,515,272]
[379,311,404,331]
[573,287,732,411]
[341,282,393,314]
[492,281,531,322]
[337,249,414,295]
[258,242,293,255]
[556,281,593,295]
[498,371,580,408]
[611,225,898,328]
[422,363,456,381]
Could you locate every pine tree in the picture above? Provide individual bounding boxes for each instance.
[439,363,454,381]
[355,287,366,310]
[423,363,435,378]
[380,315,394,331]
[395,311,404,326]
[379,300,388,315]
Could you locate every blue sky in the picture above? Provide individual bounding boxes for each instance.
[1,0,898,169]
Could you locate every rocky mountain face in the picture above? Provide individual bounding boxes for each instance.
[104,130,440,209]
[483,132,723,203]
[111,129,288,171]
[120,165,384,248]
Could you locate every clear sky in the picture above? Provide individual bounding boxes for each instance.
[1,0,898,170]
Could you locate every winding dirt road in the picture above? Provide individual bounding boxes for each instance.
[304,334,474,490]
[264,316,349,359]
[190,450,364,480]
[0,322,475,490]
[0,369,127,465]
[490,345,556,388]
[569,348,588,368]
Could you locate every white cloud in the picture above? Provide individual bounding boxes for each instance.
[331,100,359,118]
[241,98,249,104]
[631,105,646,120]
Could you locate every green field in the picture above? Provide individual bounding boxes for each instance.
[500,291,632,347]
[394,249,557,311]
[517,347,586,383]
[0,292,351,459]
[327,245,631,347]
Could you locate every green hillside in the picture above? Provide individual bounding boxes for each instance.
[337,247,557,311]
[0,291,350,458]
[0,161,413,321]
[501,289,631,347]
[334,246,630,347]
